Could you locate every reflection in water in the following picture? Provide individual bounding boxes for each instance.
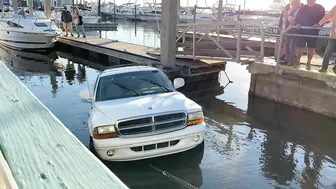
[65,60,76,85]
[77,64,86,84]
[247,96,336,188]
[50,72,58,97]
[2,35,336,188]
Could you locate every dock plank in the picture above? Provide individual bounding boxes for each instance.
[60,36,156,58]
[0,62,128,188]
[58,36,160,65]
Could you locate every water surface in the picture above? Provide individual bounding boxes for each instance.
[2,21,336,189]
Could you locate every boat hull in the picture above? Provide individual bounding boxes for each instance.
[0,30,59,50]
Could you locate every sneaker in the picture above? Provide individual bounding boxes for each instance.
[71,34,74,37]
[293,64,300,69]
[77,34,80,38]
[83,35,86,38]
[306,65,311,70]
[65,34,68,37]
[318,69,327,73]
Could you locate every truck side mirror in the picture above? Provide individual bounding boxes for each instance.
[174,78,185,89]
[79,89,93,103]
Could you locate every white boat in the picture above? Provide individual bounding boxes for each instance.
[0,10,61,50]
[179,12,214,23]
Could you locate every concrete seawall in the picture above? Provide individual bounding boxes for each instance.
[248,62,336,118]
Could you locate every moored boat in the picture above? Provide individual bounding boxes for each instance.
[0,10,61,50]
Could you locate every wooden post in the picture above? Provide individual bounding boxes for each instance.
[134,4,137,35]
[113,4,116,23]
[134,4,137,21]
[43,0,51,19]
[236,23,242,62]
[12,0,18,14]
[97,0,101,23]
[0,0,3,11]
[160,0,178,66]
[217,0,223,21]
[28,0,33,17]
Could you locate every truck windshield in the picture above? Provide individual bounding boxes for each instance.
[95,70,176,102]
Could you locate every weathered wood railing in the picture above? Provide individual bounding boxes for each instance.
[0,62,128,189]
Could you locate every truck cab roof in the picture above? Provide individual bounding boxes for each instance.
[99,65,159,78]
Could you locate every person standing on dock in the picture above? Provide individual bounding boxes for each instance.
[283,0,303,66]
[317,5,336,73]
[61,6,74,37]
[295,0,325,70]
[73,7,86,38]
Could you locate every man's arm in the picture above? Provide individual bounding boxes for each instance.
[318,6,336,26]
[294,6,303,26]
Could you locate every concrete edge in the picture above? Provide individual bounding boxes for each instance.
[250,62,336,88]
[0,150,19,189]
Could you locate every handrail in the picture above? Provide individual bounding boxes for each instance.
[176,20,267,62]
[275,25,333,73]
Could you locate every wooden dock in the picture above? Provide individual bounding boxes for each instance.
[0,62,128,188]
[56,36,226,78]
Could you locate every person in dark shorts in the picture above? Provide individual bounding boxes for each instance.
[295,0,325,70]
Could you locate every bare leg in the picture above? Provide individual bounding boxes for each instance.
[296,47,304,67]
[307,48,315,70]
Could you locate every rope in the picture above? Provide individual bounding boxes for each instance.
[149,164,199,189]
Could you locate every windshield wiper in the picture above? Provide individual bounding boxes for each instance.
[139,78,172,92]
[110,82,140,96]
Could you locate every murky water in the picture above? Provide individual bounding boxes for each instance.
[2,22,336,189]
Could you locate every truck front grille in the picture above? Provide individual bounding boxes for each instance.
[116,112,187,136]
[130,140,180,152]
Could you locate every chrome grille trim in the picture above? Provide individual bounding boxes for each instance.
[115,111,187,137]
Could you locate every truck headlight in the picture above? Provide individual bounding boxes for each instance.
[93,125,118,139]
[187,111,204,126]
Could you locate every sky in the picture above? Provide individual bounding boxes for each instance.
[112,0,335,11]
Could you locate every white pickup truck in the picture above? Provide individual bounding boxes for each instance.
[87,65,206,161]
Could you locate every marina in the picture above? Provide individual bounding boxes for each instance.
[1,0,336,188]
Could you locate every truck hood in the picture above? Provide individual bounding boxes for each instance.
[91,92,201,125]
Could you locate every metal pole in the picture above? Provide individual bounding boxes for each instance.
[276,33,284,74]
[237,5,241,21]
[193,5,196,23]
[260,26,265,61]
[193,25,196,60]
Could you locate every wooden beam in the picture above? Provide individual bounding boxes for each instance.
[179,49,259,58]
[0,63,128,189]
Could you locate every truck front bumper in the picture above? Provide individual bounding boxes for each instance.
[93,123,206,161]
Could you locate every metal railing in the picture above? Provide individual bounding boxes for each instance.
[275,25,333,74]
[176,20,269,62]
